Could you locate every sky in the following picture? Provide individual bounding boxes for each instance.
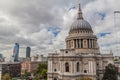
[0,0,120,58]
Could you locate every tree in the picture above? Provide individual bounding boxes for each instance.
[41,69,47,78]
[12,78,17,80]
[23,69,31,79]
[2,73,10,80]
[34,63,47,79]
[33,76,39,80]
[102,63,118,80]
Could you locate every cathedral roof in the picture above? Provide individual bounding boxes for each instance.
[69,4,93,32]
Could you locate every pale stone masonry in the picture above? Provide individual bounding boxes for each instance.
[47,4,113,80]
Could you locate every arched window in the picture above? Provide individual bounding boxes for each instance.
[54,69,56,72]
[54,78,57,80]
[65,62,69,72]
[76,62,79,72]
[84,70,87,73]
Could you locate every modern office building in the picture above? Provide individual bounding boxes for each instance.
[0,54,5,62]
[47,4,113,80]
[26,47,31,58]
[0,54,3,58]
[13,43,19,62]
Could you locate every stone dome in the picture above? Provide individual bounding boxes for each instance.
[70,19,92,31]
[69,4,93,32]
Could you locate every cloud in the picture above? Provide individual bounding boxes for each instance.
[97,32,111,37]
[0,0,120,59]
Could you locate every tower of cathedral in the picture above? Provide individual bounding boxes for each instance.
[66,4,99,54]
[47,4,113,80]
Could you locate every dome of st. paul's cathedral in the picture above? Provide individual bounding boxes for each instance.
[69,4,93,33]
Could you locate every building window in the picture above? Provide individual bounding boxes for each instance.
[54,78,57,80]
[97,63,99,66]
[77,62,79,72]
[65,62,69,72]
[65,51,68,53]
[84,70,87,73]
[54,69,56,72]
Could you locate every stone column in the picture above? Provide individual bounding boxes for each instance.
[71,40,73,48]
[88,61,91,73]
[60,61,62,73]
[87,39,89,48]
[74,61,76,73]
[48,60,52,73]
[91,61,93,73]
[91,39,93,48]
[89,39,91,48]
[69,40,71,48]
[71,61,74,73]
[70,40,72,48]
[83,39,87,48]
[95,40,97,48]
[62,61,64,73]
[72,39,75,48]
[83,39,85,48]
[71,61,73,74]
[93,61,96,74]
[68,41,69,48]
[93,40,94,48]
[76,39,78,48]
[93,40,95,48]
[91,39,94,48]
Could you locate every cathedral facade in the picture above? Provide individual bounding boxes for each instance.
[47,4,113,80]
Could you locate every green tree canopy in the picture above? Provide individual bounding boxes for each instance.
[2,73,10,80]
[34,63,47,79]
[102,63,118,80]
[36,63,47,74]
[12,78,17,80]
[23,69,31,79]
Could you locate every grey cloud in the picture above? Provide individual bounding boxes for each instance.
[0,0,98,58]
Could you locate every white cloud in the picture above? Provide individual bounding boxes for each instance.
[83,0,120,55]
[0,0,120,59]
